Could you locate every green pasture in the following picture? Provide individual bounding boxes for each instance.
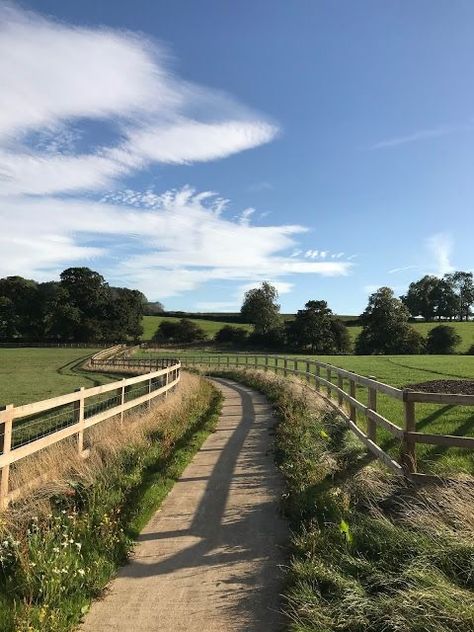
[135,348,474,475]
[0,348,117,406]
[141,315,251,340]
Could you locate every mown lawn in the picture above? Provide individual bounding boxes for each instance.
[0,348,117,406]
[141,315,251,340]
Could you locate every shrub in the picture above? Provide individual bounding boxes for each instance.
[398,326,426,354]
[426,325,461,354]
[467,344,474,355]
[214,325,248,345]
[152,318,207,344]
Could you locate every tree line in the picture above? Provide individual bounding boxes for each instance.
[154,278,473,355]
[0,268,146,342]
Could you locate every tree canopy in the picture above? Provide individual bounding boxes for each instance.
[240,282,281,335]
[0,268,147,342]
[286,300,351,353]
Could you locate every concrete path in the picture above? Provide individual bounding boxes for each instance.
[81,378,288,632]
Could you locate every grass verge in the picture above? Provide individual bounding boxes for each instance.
[0,374,222,632]
[211,368,474,632]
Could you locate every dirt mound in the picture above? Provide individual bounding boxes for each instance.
[404,379,474,395]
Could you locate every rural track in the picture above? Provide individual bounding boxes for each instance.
[80,378,288,632]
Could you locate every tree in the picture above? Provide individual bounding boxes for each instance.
[426,325,461,354]
[0,276,42,338]
[0,297,18,339]
[445,271,474,321]
[146,301,165,315]
[240,282,280,335]
[356,287,420,354]
[287,300,350,353]
[215,325,248,346]
[153,319,207,344]
[402,275,458,321]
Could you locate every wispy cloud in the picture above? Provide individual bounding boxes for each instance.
[369,122,473,150]
[388,264,419,274]
[0,5,278,196]
[426,233,455,276]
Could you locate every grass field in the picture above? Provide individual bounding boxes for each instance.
[0,348,117,406]
[141,315,251,340]
[135,348,474,475]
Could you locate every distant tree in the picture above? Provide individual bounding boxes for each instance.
[426,325,461,354]
[287,300,350,353]
[445,271,474,321]
[146,301,165,315]
[397,327,426,354]
[215,325,248,346]
[356,287,418,354]
[240,282,280,335]
[153,318,207,344]
[402,275,458,321]
[330,318,352,353]
[0,297,18,339]
[0,276,42,338]
[153,320,180,342]
[106,288,147,341]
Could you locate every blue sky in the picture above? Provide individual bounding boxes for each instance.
[0,1,473,314]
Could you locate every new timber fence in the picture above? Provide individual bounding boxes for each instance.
[123,353,474,482]
[0,354,181,508]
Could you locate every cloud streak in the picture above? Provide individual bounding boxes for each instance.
[369,123,473,150]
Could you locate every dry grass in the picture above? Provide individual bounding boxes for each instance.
[7,372,200,523]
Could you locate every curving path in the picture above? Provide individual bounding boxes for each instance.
[80,378,288,632]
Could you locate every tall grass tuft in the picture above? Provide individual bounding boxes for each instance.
[212,368,474,632]
[0,373,222,632]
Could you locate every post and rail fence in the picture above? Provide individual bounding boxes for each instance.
[0,351,181,509]
[120,352,474,482]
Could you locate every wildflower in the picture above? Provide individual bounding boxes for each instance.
[75,542,82,550]
[53,547,60,553]
[78,568,85,576]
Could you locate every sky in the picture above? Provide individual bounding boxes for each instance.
[0,1,473,314]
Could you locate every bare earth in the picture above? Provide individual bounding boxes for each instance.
[80,378,288,632]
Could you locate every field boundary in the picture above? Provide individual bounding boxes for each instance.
[0,351,181,509]
[101,353,474,481]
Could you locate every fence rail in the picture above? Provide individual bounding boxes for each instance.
[133,353,474,481]
[0,355,181,508]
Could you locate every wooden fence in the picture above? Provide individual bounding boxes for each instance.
[0,358,181,508]
[124,353,474,481]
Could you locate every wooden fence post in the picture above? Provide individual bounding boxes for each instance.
[119,379,125,424]
[306,361,310,383]
[401,392,417,473]
[148,377,152,409]
[284,358,288,376]
[0,405,14,510]
[326,368,332,397]
[349,378,356,423]
[74,388,85,455]
[165,368,169,398]
[265,356,269,372]
[294,359,298,375]
[367,377,377,442]
[315,365,321,392]
[337,374,344,407]
[255,355,258,369]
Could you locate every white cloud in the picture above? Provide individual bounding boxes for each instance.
[0,187,352,298]
[426,233,455,276]
[388,265,419,274]
[0,5,278,196]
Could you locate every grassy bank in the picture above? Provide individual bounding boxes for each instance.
[212,369,474,632]
[0,374,222,632]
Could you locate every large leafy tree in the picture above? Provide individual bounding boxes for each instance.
[287,300,350,353]
[0,276,42,338]
[402,275,458,321]
[445,271,474,321]
[356,287,422,354]
[240,282,281,335]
